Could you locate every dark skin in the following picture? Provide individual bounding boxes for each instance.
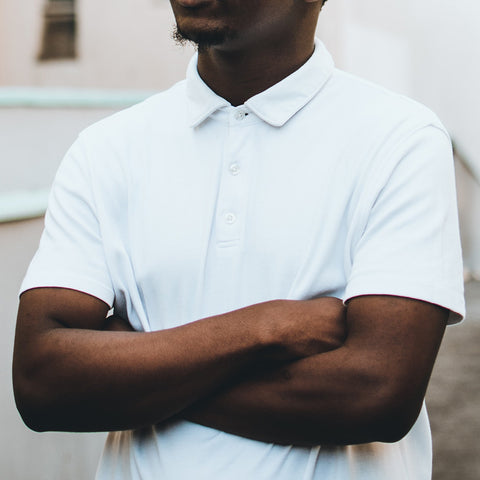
[14,289,348,433]
[101,295,446,446]
[13,0,449,445]
[183,296,447,445]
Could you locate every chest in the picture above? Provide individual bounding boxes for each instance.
[108,122,362,327]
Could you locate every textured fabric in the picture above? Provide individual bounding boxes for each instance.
[21,39,464,479]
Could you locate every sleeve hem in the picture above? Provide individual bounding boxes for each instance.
[20,274,114,309]
[344,276,465,325]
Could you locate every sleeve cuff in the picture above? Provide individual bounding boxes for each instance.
[20,272,115,309]
[344,274,465,325]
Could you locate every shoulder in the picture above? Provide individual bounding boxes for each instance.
[319,68,448,142]
[50,80,188,206]
[311,68,452,188]
[78,79,188,146]
[64,80,188,177]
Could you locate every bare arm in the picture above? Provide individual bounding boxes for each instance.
[182,295,448,445]
[12,287,346,432]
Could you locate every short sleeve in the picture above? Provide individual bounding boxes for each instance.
[20,138,115,307]
[344,125,465,324]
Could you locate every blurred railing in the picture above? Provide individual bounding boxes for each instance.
[0,87,155,109]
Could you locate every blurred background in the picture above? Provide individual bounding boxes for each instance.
[1,0,479,478]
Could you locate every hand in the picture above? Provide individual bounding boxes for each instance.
[262,297,347,361]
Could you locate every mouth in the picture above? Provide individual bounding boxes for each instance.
[174,0,213,8]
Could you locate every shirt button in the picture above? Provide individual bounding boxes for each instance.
[225,213,237,225]
[229,163,240,176]
[234,110,247,121]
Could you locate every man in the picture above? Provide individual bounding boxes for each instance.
[13,0,464,479]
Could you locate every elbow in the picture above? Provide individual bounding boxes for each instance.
[329,367,425,445]
[364,381,425,444]
[373,416,416,444]
[12,356,59,432]
[13,375,50,432]
[17,410,49,434]
[373,405,423,444]
[299,378,424,446]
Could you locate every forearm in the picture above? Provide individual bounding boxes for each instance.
[14,294,346,433]
[183,347,391,446]
[14,302,272,432]
[183,296,448,446]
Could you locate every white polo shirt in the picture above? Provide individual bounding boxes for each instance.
[22,40,465,480]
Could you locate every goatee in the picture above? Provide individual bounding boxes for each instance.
[172,25,237,52]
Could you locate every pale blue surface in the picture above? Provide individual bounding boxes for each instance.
[0,87,155,108]
[0,188,50,223]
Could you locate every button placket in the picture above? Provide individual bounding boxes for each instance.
[214,110,250,247]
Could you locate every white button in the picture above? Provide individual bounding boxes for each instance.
[229,163,240,176]
[225,213,237,224]
[234,110,247,121]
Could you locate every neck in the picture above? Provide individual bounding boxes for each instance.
[197,32,317,107]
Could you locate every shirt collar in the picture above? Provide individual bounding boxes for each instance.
[186,38,335,128]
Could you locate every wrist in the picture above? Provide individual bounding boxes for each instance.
[255,300,299,358]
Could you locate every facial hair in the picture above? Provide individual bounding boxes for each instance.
[172,24,238,52]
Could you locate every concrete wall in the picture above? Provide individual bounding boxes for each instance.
[0,107,115,191]
[0,218,106,480]
[0,0,44,85]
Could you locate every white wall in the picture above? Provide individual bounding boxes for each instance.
[0,0,44,85]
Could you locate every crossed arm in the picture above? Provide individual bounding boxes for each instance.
[13,287,447,445]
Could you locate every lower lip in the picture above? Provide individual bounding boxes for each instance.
[175,0,211,7]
